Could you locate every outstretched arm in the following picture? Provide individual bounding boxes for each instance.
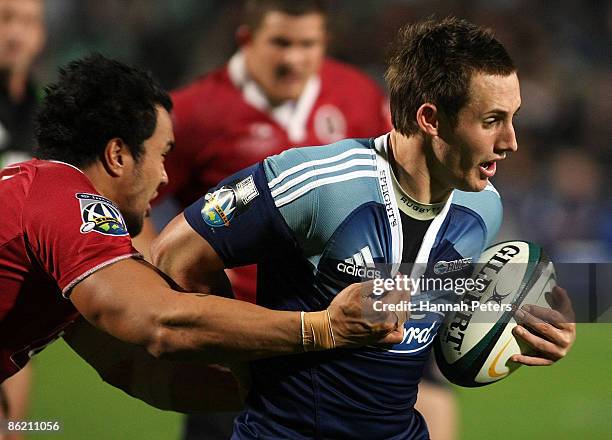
[69,253,404,364]
[70,257,303,363]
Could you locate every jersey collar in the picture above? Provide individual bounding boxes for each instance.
[228,51,321,143]
[389,167,446,220]
[373,134,455,286]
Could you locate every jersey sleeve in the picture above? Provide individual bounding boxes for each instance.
[263,140,380,258]
[22,167,139,297]
[183,162,299,268]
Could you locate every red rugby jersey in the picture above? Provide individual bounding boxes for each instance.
[0,160,138,381]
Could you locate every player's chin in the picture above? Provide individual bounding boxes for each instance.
[125,214,145,238]
[277,81,306,100]
[456,173,489,193]
[473,177,490,192]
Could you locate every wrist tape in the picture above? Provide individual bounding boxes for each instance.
[301,310,336,351]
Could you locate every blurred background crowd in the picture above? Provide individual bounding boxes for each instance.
[22,0,611,263]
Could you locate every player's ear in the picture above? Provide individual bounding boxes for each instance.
[416,103,440,136]
[236,25,253,47]
[102,138,129,177]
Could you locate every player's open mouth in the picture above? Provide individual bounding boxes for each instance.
[478,161,497,178]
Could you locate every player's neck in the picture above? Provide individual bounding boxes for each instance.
[389,130,452,204]
[82,162,118,202]
[1,69,29,103]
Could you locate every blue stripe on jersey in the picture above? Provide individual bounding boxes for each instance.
[263,140,382,269]
[265,141,377,208]
[267,146,376,189]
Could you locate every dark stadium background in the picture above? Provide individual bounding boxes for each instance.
[26,1,612,438]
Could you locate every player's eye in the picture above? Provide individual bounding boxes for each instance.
[271,37,291,48]
[301,40,317,49]
[483,118,499,127]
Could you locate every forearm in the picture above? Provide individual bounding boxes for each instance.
[72,259,401,366]
[151,292,302,362]
[0,364,31,440]
[1,364,31,420]
[71,259,303,364]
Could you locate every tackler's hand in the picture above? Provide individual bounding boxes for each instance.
[327,280,410,349]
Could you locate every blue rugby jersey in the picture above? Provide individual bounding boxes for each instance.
[184,135,502,439]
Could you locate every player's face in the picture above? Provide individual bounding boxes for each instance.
[432,72,521,192]
[122,106,173,236]
[0,0,45,73]
[243,11,326,105]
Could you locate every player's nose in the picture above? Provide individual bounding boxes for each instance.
[160,165,169,186]
[497,123,518,153]
[282,47,306,68]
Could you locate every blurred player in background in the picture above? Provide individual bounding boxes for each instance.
[0,1,45,437]
[153,17,576,439]
[0,54,406,421]
[141,0,390,269]
[0,0,45,167]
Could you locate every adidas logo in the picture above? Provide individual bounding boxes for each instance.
[336,246,382,279]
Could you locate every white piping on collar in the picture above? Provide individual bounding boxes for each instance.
[48,160,85,175]
[373,133,402,275]
[377,134,455,291]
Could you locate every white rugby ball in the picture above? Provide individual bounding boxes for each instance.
[434,241,556,387]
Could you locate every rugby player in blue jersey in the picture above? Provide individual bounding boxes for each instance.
[153,17,576,439]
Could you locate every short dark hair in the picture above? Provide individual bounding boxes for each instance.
[242,0,327,31]
[385,17,516,137]
[35,53,172,167]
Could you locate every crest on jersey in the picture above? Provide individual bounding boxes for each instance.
[202,186,237,227]
[433,257,473,275]
[201,175,259,228]
[76,193,129,236]
[314,104,347,143]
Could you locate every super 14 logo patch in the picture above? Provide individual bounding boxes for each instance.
[76,193,129,236]
[201,175,259,228]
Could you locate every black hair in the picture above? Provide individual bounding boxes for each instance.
[35,53,172,167]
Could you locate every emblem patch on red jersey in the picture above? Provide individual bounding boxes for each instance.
[76,193,129,236]
[314,104,347,143]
